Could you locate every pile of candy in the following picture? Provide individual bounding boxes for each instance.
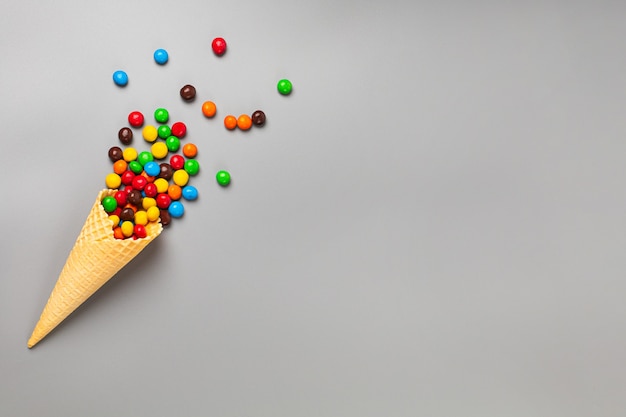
[103,108,199,240]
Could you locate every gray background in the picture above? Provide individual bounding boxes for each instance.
[1,0,625,416]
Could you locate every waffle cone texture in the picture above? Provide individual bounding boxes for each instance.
[28,189,162,348]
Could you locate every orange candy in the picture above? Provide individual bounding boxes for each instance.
[202,101,216,118]
[113,227,124,240]
[182,143,198,158]
[141,171,155,182]
[113,160,127,175]
[237,114,252,130]
[168,184,182,200]
[224,115,237,130]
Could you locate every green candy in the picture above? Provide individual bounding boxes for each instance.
[137,151,154,166]
[154,108,169,123]
[101,196,117,213]
[129,160,143,174]
[216,170,230,186]
[277,79,292,95]
[158,125,171,139]
[184,159,200,176]
[165,135,180,152]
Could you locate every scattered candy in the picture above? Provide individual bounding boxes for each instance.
[101,196,118,213]
[129,160,143,174]
[165,136,180,152]
[168,184,182,200]
[160,209,172,227]
[170,155,185,170]
[151,142,169,159]
[144,183,157,198]
[153,178,169,193]
[182,143,197,158]
[168,201,185,218]
[180,84,196,101]
[144,161,160,177]
[216,170,231,186]
[153,49,169,65]
[128,111,144,127]
[157,125,171,139]
[172,169,189,186]
[113,159,127,175]
[184,159,200,176]
[237,114,252,130]
[211,37,227,56]
[277,79,293,95]
[154,108,169,123]
[132,175,147,191]
[156,193,172,209]
[118,127,133,145]
[108,146,123,162]
[182,185,198,201]
[202,101,216,118]
[137,151,154,167]
[159,163,174,180]
[251,110,266,126]
[142,125,158,142]
[105,173,122,189]
[171,122,186,138]
[224,115,237,130]
[113,70,128,87]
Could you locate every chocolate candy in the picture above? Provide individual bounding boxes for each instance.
[159,163,174,180]
[118,127,133,145]
[160,209,172,227]
[120,207,135,222]
[128,190,143,206]
[251,110,266,126]
[180,84,196,101]
[108,146,123,162]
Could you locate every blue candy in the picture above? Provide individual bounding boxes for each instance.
[181,185,198,201]
[144,161,160,177]
[112,70,128,86]
[168,201,184,218]
[154,49,169,65]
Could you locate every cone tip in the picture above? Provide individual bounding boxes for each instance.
[27,335,38,349]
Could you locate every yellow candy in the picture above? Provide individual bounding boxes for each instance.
[172,169,189,187]
[108,215,120,227]
[105,173,122,189]
[151,142,168,159]
[123,147,138,162]
[142,125,158,143]
[134,210,148,226]
[146,206,160,222]
[142,197,157,210]
[121,221,134,238]
[154,178,169,193]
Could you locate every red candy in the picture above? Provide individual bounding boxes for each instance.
[132,175,147,191]
[134,224,147,239]
[121,170,135,185]
[170,154,185,170]
[171,122,186,138]
[156,193,171,209]
[128,111,144,127]
[114,191,127,206]
[211,37,227,56]
[111,207,122,217]
[144,183,157,198]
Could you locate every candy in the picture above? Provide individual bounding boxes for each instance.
[146,206,160,222]
[168,201,184,218]
[180,84,196,101]
[128,160,143,174]
[182,185,198,201]
[143,161,160,177]
[172,169,189,186]
[157,125,171,139]
[170,155,185,170]
[224,115,237,130]
[128,190,143,206]
[113,159,127,175]
[128,111,144,127]
[137,151,154,167]
[122,147,138,162]
[108,146,123,162]
[113,190,127,206]
[171,122,186,138]
[132,175,147,191]
[134,210,148,226]
[202,101,216,118]
[113,227,124,240]
[167,184,182,200]
[153,178,169,194]
[142,125,158,143]
[142,197,157,210]
[108,215,120,227]
[143,183,158,198]
[113,70,128,87]
[216,170,231,186]
[121,221,134,238]
[184,159,200,176]
[120,207,135,222]
[134,224,147,239]
[251,110,266,126]
[121,170,135,185]
[211,37,227,56]
[105,173,122,189]
[101,196,118,213]
[182,143,197,158]
[156,193,172,209]
[159,163,174,180]
[153,48,169,65]
[277,79,293,95]
[165,135,180,152]
[151,142,169,160]
[160,209,172,227]
[118,127,133,145]
[237,114,252,130]
[154,108,169,123]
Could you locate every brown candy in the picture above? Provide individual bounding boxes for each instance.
[127,190,143,206]
[120,207,135,222]
[251,110,266,126]
[159,163,173,180]
[180,84,196,101]
[160,209,172,227]
[118,127,133,145]
[108,146,123,162]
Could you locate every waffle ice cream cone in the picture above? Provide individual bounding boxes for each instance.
[28,189,162,348]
